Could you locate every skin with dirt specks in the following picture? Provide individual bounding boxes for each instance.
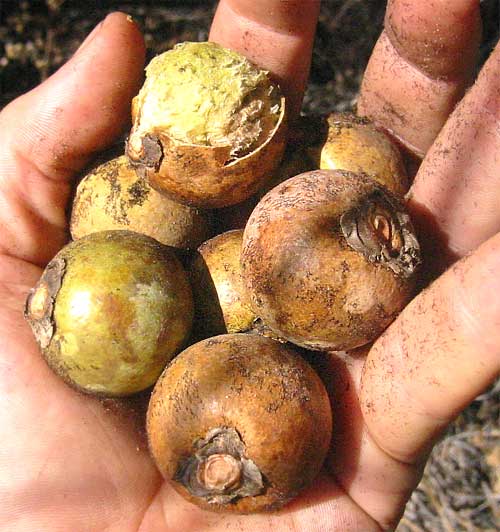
[70,155,212,249]
[25,230,193,396]
[241,170,420,351]
[146,333,332,513]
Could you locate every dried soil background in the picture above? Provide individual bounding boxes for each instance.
[1,1,499,530]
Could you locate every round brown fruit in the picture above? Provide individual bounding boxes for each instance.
[146,333,332,513]
[24,230,193,396]
[70,155,212,249]
[241,169,421,351]
[126,41,287,208]
[189,229,255,339]
[307,112,409,197]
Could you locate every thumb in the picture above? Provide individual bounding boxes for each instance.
[0,12,145,265]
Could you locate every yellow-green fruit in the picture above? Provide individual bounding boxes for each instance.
[190,230,255,339]
[70,155,211,249]
[24,230,193,396]
[127,41,287,208]
[308,113,409,197]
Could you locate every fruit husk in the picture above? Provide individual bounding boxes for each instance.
[146,333,332,513]
[126,42,287,208]
[70,155,212,249]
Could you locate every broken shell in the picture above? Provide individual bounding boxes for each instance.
[127,42,287,208]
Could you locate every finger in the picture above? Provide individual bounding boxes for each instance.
[360,231,500,465]
[408,39,500,266]
[0,12,145,265]
[357,0,481,159]
[209,0,320,121]
[315,350,422,530]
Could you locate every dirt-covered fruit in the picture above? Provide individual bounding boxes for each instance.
[70,155,211,249]
[146,333,332,513]
[189,230,255,339]
[241,170,421,351]
[307,113,409,197]
[24,230,193,396]
[126,41,287,208]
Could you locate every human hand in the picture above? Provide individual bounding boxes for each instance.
[0,3,498,532]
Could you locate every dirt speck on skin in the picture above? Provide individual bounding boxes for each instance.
[2,1,499,530]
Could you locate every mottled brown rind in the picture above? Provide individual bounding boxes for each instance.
[146,333,333,513]
[127,97,287,208]
[241,170,421,351]
[214,141,314,232]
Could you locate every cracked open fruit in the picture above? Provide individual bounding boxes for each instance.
[146,333,332,513]
[241,169,421,351]
[70,155,212,249]
[126,41,287,208]
[24,230,193,396]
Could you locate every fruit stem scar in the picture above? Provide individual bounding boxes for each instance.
[28,282,51,319]
[175,427,264,504]
[197,453,243,491]
[128,134,164,172]
[340,189,421,278]
[372,212,392,244]
[24,257,66,349]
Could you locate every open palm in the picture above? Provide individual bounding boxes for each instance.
[0,3,498,531]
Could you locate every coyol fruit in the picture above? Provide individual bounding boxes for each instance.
[70,155,211,249]
[242,169,421,351]
[127,41,287,208]
[147,333,332,513]
[307,112,409,197]
[189,229,255,339]
[24,231,193,396]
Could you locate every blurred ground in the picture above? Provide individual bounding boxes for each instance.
[1,1,499,530]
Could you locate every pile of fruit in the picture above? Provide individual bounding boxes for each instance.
[24,41,421,513]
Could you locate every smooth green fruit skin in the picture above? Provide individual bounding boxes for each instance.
[46,231,193,396]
